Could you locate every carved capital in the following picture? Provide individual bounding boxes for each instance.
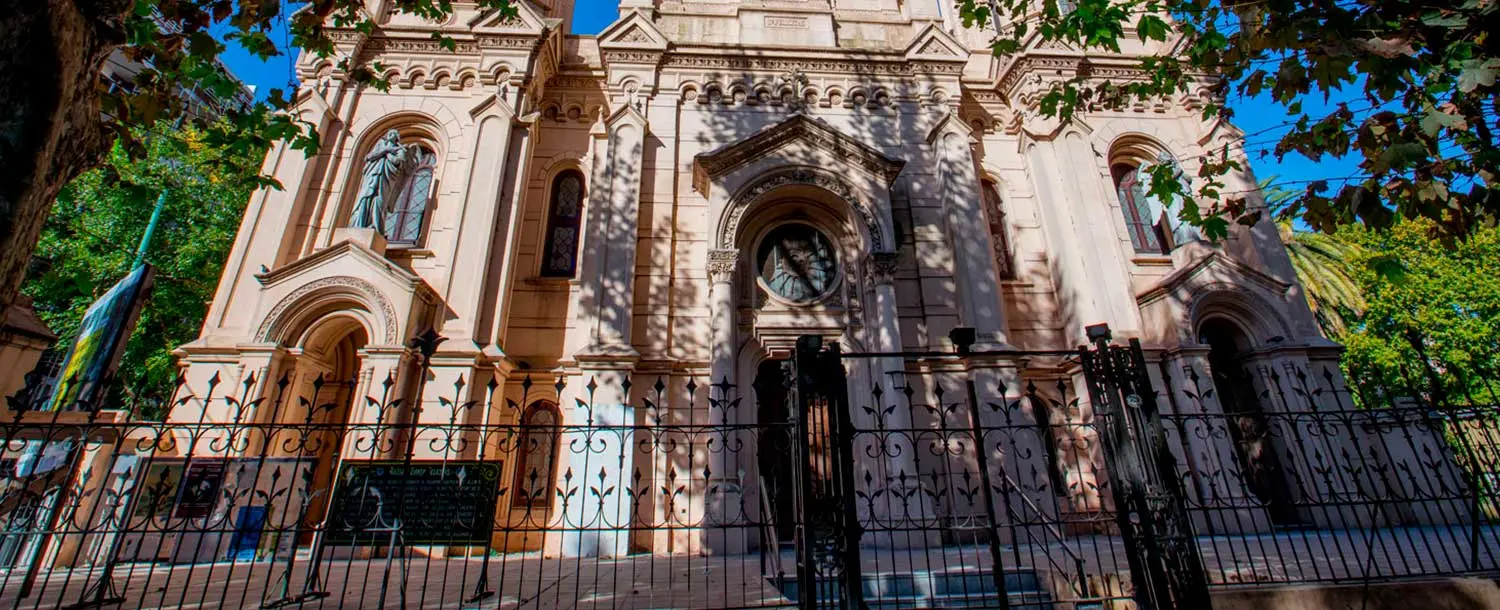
[867,252,899,285]
[707,249,739,284]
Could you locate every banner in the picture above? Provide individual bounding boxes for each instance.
[46,264,155,411]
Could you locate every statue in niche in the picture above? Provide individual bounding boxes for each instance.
[350,129,412,235]
[758,224,837,303]
[1143,151,1203,247]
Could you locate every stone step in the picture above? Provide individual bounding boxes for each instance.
[772,568,1051,608]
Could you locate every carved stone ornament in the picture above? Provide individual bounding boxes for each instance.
[707,249,739,284]
[718,168,886,253]
[257,276,401,344]
[867,252,899,285]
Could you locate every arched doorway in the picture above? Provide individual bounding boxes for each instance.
[1199,317,1300,525]
[282,316,370,544]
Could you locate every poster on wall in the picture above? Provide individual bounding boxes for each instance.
[173,460,228,519]
[134,462,186,519]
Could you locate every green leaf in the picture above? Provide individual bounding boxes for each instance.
[1137,14,1169,42]
[1457,59,1500,93]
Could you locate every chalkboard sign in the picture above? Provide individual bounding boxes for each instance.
[325,461,502,546]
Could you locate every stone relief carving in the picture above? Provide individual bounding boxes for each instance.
[866,252,899,285]
[257,276,401,345]
[720,168,885,253]
[706,249,739,284]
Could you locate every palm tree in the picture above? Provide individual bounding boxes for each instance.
[1263,178,1366,336]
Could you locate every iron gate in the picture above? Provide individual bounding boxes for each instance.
[781,327,1212,609]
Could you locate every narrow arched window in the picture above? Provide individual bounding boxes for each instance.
[513,402,560,508]
[386,146,437,246]
[1112,163,1167,254]
[540,170,585,277]
[1113,151,1201,254]
[981,180,1015,279]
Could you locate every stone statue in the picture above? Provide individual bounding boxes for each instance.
[350,129,410,234]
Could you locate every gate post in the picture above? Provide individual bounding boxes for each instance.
[790,335,865,610]
[1080,324,1212,610]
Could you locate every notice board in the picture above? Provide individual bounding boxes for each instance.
[325,461,501,546]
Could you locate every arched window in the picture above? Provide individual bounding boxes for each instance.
[1112,150,1200,254]
[386,145,437,246]
[1112,163,1167,254]
[513,402,560,508]
[981,180,1016,279]
[540,170,585,277]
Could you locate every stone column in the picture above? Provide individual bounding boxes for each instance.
[866,253,938,547]
[706,250,738,393]
[344,346,414,461]
[703,249,748,553]
[931,116,1009,347]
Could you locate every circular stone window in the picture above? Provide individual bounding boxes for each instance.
[756,223,838,303]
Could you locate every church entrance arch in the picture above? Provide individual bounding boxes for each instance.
[1199,316,1300,525]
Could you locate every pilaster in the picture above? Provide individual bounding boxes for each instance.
[929,112,1010,348]
[572,104,649,360]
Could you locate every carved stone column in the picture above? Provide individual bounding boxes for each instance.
[707,249,739,393]
[703,248,748,553]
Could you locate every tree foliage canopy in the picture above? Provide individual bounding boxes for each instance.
[24,123,263,418]
[960,0,1500,241]
[1336,220,1500,405]
[110,0,515,173]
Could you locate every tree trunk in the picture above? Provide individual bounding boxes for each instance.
[0,0,131,327]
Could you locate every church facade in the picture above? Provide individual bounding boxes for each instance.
[170,0,1341,556]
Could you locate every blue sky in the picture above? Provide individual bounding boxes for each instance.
[219,0,1354,194]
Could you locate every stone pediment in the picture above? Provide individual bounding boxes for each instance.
[1136,249,1292,308]
[692,113,905,195]
[1134,246,1311,347]
[597,10,669,52]
[468,1,551,35]
[253,237,437,346]
[904,23,967,63]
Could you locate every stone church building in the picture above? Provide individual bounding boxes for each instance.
[169,0,1339,556]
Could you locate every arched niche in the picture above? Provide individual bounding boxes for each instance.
[693,115,904,256]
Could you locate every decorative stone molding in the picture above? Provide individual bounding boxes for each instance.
[867,253,899,285]
[707,250,739,284]
[694,114,905,191]
[257,276,401,345]
[718,168,886,253]
[661,54,963,76]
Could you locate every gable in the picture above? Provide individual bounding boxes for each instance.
[597,10,669,50]
[904,23,967,62]
[692,114,905,195]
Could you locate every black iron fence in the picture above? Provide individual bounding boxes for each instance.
[0,329,1496,609]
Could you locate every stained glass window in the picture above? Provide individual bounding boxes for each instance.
[1112,163,1167,254]
[541,171,585,277]
[757,224,838,303]
[513,402,559,508]
[386,146,436,246]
